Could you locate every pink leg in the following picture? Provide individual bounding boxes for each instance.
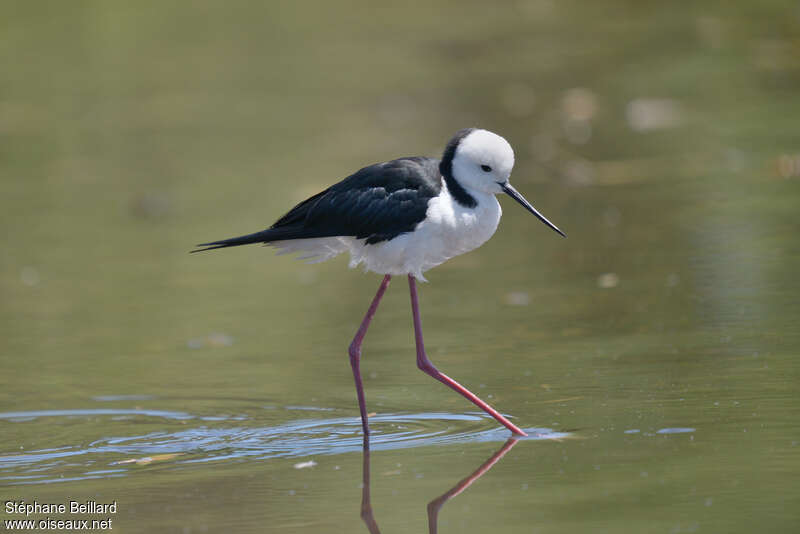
[349,274,392,437]
[408,275,528,437]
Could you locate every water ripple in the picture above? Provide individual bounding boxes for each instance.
[0,408,567,485]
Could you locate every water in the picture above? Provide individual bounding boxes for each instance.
[2,1,799,532]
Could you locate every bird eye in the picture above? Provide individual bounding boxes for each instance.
[480,165,492,172]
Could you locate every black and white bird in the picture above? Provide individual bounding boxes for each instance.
[194,128,565,437]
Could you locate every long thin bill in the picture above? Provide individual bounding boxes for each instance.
[500,182,566,238]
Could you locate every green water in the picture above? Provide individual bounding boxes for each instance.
[2,1,799,532]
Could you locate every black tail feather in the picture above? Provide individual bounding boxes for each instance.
[191,228,297,253]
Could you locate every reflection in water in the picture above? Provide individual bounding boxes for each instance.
[360,438,382,534]
[360,437,519,534]
[426,438,519,534]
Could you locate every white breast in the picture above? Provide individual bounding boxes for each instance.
[344,180,502,280]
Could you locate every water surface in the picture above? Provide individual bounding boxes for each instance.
[1,1,799,532]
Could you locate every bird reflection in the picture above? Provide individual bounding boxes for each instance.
[359,437,519,533]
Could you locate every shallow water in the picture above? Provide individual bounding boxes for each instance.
[2,1,800,532]
[0,407,567,478]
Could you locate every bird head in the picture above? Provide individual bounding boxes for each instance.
[443,128,566,237]
[447,128,515,195]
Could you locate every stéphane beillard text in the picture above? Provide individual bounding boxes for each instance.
[5,500,118,516]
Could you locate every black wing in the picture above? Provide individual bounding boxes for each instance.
[193,157,442,252]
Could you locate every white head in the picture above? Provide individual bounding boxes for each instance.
[442,128,515,194]
[440,128,566,237]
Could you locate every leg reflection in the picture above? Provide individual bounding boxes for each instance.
[358,438,519,534]
[426,438,518,534]
[360,437,382,534]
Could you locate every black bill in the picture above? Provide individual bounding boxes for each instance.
[500,182,566,238]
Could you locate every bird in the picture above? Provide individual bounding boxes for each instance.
[193,128,565,437]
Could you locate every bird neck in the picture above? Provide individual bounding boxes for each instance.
[442,173,477,208]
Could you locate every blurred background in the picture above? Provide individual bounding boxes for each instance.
[1,1,799,533]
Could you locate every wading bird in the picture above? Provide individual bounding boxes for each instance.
[194,128,565,437]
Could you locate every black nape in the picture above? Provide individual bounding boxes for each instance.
[439,128,478,208]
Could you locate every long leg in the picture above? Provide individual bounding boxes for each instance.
[408,275,527,436]
[349,274,392,437]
